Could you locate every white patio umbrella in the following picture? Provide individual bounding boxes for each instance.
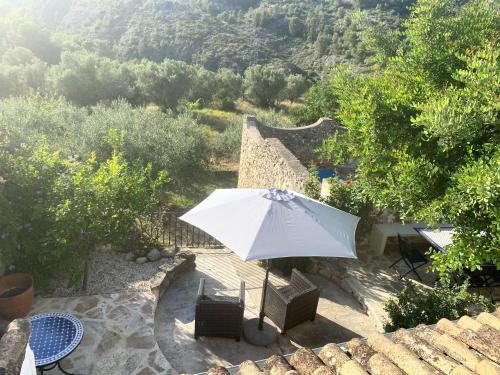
[180,188,359,331]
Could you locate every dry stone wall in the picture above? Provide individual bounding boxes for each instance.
[256,117,345,165]
[238,116,344,193]
[0,319,30,374]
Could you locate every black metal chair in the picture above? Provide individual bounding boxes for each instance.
[389,234,429,281]
[194,278,245,341]
[462,264,500,302]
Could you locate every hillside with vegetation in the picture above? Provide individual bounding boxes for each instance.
[2,0,412,73]
[0,0,498,288]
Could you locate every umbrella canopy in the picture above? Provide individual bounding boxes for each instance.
[179,188,359,261]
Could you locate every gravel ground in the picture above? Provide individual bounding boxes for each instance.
[85,250,174,295]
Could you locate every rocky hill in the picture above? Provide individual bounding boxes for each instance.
[3,0,413,73]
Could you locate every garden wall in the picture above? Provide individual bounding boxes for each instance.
[238,116,344,193]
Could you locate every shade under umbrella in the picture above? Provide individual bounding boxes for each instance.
[179,188,359,261]
[180,188,360,339]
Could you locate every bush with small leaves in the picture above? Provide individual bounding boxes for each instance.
[383,280,494,332]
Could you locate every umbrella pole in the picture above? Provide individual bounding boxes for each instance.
[258,260,270,330]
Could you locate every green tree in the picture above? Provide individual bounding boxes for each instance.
[133,58,195,110]
[0,48,47,98]
[318,0,499,275]
[0,136,166,286]
[213,68,243,109]
[243,64,286,107]
[0,10,60,64]
[0,97,211,189]
[46,50,134,106]
[294,80,338,124]
[281,74,310,102]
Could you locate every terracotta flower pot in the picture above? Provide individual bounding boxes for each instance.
[0,273,34,320]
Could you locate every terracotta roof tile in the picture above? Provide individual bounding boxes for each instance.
[393,329,460,374]
[477,312,500,331]
[201,313,500,375]
[436,318,500,363]
[347,337,403,375]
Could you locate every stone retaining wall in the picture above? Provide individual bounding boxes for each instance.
[238,116,344,193]
[0,319,30,374]
[256,117,344,165]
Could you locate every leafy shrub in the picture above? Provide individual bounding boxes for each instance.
[79,101,210,187]
[132,58,195,110]
[0,97,210,190]
[211,122,242,161]
[305,168,373,235]
[383,280,494,332]
[0,132,167,287]
[323,178,371,219]
[304,166,321,200]
[293,80,338,125]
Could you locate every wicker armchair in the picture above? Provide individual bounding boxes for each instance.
[194,278,245,341]
[263,269,320,333]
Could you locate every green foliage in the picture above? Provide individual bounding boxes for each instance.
[318,0,500,275]
[211,68,243,110]
[46,50,135,106]
[2,0,411,74]
[280,74,310,102]
[384,280,494,332]
[244,64,286,107]
[0,97,210,189]
[133,58,196,110]
[209,121,242,161]
[0,10,60,64]
[429,150,500,274]
[0,134,166,287]
[0,48,48,97]
[294,80,338,124]
[323,178,370,219]
[304,165,321,200]
[189,68,243,110]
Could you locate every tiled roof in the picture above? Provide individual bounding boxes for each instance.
[203,307,500,375]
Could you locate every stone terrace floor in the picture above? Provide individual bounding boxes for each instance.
[31,291,173,375]
[154,248,378,374]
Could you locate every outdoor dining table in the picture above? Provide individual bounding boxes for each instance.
[415,226,499,298]
[414,225,454,253]
[28,312,84,375]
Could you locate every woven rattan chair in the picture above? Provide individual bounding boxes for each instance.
[263,269,320,333]
[194,278,245,341]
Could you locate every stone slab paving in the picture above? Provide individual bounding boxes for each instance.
[155,248,378,374]
[31,291,174,375]
[27,251,196,375]
[308,242,438,331]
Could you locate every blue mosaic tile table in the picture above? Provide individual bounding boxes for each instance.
[28,313,84,375]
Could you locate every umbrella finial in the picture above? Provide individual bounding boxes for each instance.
[263,188,295,202]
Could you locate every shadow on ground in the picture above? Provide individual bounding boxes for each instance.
[154,254,378,374]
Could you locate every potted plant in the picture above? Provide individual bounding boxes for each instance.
[0,273,34,320]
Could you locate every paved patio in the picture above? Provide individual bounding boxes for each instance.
[154,248,378,374]
[27,251,196,375]
[309,240,439,330]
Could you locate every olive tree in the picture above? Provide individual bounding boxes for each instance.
[243,64,286,107]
